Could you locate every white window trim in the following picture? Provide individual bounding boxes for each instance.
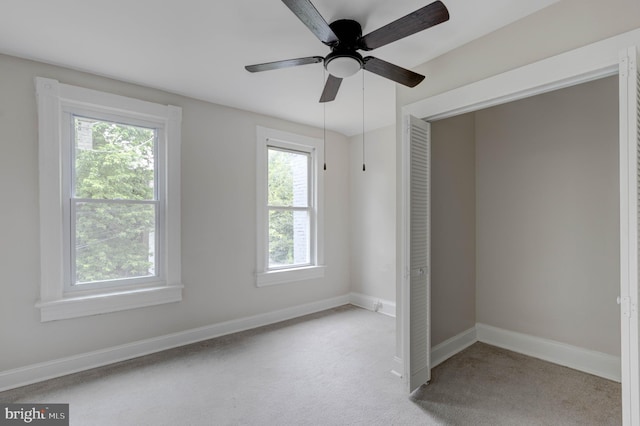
[256,126,325,287]
[35,77,182,321]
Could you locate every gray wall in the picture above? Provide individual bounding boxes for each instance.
[427,76,619,355]
[475,76,620,355]
[0,53,351,371]
[430,113,476,347]
[349,125,396,302]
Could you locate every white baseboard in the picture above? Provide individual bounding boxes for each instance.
[431,327,478,368]
[476,323,621,382]
[349,292,396,317]
[0,294,351,392]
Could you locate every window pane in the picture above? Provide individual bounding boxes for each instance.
[74,201,156,284]
[268,209,310,268]
[268,148,309,207]
[74,116,156,200]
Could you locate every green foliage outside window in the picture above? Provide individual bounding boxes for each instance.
[268,149,295,266]
[267,147,311,268]
[73,118,156,284]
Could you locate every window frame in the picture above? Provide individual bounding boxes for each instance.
[267,144,313,270]
[35,77,182,321]
[256,126,325,287]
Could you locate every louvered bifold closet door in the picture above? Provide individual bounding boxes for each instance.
[408,115,431,392]
[619,45,640,426]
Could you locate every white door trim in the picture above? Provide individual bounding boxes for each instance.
[619,45,640,426]
[399,26,640,424]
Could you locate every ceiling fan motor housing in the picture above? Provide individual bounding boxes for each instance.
[324,19,364,78]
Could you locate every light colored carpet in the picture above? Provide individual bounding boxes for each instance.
[0,305,621,425]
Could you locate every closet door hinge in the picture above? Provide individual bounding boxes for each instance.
[618,296,636,319]
[620,56,629,78]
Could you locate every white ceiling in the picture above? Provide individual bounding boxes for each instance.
[0,0,558,136]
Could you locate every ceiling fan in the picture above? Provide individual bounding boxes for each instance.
[245,0,450,102]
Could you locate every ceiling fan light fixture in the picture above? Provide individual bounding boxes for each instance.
[325,55,362,78]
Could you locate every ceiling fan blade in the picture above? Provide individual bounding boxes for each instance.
[281,0,338,45]
[363,57,425,87]
[319,74,342,103]
[245,56,323,73]
[359,1,449,51]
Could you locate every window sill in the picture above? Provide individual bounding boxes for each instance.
[35,284,183,322]
[256,265,326,287]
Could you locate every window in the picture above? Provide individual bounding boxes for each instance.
[70,116,159,289]
[256,127,325,286]
[35,77,182,321]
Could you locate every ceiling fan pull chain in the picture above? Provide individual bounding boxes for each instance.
[323,68,327,171]
[362,69,366,172]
